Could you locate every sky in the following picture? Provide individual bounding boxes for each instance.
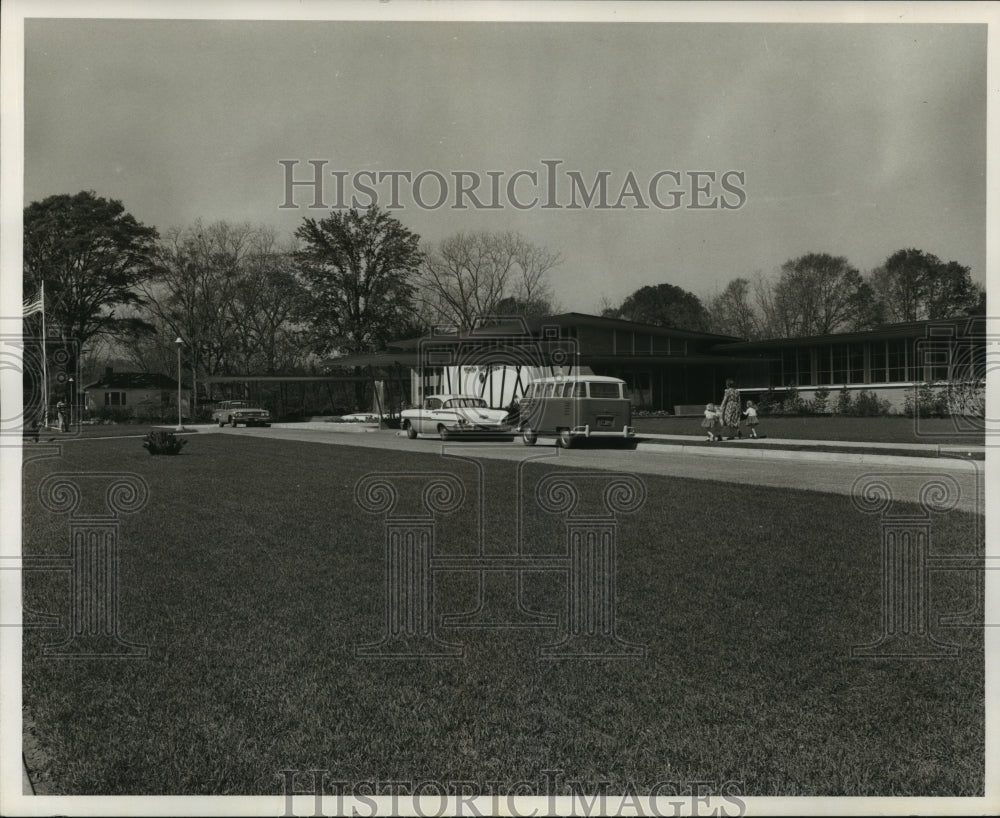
[20,13,989,314]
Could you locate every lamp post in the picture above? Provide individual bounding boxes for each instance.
[67,377,73,432]
[175,337,184,431]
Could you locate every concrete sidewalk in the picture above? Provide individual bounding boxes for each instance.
[639,431,985,455]
[635,432,985,468]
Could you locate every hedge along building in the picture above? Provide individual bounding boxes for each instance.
[716,316,986,415]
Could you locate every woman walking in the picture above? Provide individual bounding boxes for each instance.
[718,378,742,439]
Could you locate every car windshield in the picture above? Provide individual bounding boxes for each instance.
[444,398,488,409]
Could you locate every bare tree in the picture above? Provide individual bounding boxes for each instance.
[416,231,560,330]
[706,277,761,339]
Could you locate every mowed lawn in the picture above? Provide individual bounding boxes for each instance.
[21,435,984,796]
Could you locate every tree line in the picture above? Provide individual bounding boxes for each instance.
[23,190,984,408]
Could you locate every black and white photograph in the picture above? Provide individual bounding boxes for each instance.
[1,1,996,816]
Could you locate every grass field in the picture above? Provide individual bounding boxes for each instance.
[21,435,984,796]
[633,415,985,445]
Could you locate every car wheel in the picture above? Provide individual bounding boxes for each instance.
[405,422,417,439]
[521,429,537,446]
[557,430,574,449]
[218,418,224,427]
[231,417,238,427]
[438,425,451,441]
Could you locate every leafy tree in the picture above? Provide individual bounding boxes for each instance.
[871,249,981,322]
[23,191,159,375]
[416,231,560,331]
[770,253,872,337]
[605,282,711,332]
[294,206,422,354]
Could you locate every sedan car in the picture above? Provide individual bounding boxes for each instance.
[400,395,511,440]
[211,400,271,427]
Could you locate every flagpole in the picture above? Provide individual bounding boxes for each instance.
[40,281,49,428]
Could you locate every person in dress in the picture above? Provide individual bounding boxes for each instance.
[701,403,721,441]
[743,400,760,439]
[718,379,742,439]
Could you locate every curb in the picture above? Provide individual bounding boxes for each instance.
[634,441,982,470]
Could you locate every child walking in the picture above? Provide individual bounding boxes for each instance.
[702,403,722,441]
[743,400,760,438]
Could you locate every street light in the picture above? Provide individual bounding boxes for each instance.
[175,337,184,432]
[67,377,74,432]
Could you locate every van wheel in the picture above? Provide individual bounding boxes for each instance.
[218,418,225,427]
[521,429,537,446]
[557,430,574,448]
[405,422,417,439]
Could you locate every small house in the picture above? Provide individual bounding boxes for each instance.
[83,368,191,421]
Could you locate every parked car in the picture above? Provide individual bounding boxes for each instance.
[211,400,271,428]
[518,375,635,447]
[400,395,511,440]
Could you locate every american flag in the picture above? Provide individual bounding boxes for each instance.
[23,284,44,316]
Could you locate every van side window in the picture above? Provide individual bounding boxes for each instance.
[588,382,621,399]
[570,382,587,398]
[543,383,556,398]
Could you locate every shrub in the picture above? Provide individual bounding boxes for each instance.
[835,387,852,415]
[96,406,133,424]
[756,388,779,416]
[808,386,831,415]
[778,385,805,415]
[850,390,890,417]
[906,382,951,418]
[142,431,187,456]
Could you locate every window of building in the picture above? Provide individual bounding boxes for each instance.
[104,391,126,406]
[848,343,865,384]
[651,335,671,355]
[633,333,652,355]
[782,348,813,385]
[870,341,887,383]
[922,342,951,382]
[816,345,833,385]
[613,330,632,355]
[887,339,907,382]
[830,344,850,383]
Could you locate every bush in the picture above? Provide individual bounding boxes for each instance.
[142,431,187,456]
[778,385,806,415]
[755,388,779,416]
[834,387,852,415]
[850,390,891,417]
[808,386,831,415]
[96,406,133,424]
[904,382,951,418]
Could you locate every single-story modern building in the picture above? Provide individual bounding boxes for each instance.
[327,312,985,415]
